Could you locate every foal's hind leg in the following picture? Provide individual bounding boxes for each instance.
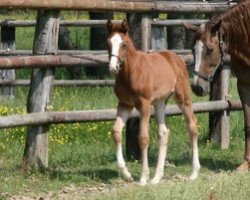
[151,101,170,184]
[113,103,133,181]
[174,83,200,180]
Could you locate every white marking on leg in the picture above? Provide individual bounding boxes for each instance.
[151,102,169,185]
[109,34,123,73]
[113,108,133,181]
[190,135,201,180]
[186,120,201,180]
[193,40,203,85]
[152,124,169,185]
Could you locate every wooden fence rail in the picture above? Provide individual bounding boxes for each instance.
[0,19,208,27]
[0,1,234,13]
[0,100,242,129]
[0,49,192,56]
[0,79,115,87]
[0,53,231,69]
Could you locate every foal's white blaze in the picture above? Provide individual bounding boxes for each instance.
[109,34,123,73]
[193,40,203,84]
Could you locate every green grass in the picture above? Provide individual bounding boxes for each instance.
[0,81,248,200]
[0,10,248,200]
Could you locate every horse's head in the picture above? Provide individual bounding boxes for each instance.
[184,20,223,96]
[106,19,129,74]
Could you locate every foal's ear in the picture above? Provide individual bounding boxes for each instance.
[121,19,129,34]
[107,19,113,33]
[211,20,222,35]
[183,22,198,32]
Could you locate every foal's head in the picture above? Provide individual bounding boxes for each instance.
[184,20,223,96]
[106,19,130,74]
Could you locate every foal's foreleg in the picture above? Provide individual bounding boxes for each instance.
[137,100,151,185]
[151,102,170,184]
[113,105,133,181]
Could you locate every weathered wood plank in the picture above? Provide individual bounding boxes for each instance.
[0,53,231,69]
[23,10,60,171]
[0,19,207,28]
[0,79,115,87]
[0,100,242,129]
[209,65,231,149]
[0,49,192,56]
[0,1,233,13]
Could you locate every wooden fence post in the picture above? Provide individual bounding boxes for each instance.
[141,15,151,52]
[22,10,60,171]
[209,64,231,149]
[0,20,16,99]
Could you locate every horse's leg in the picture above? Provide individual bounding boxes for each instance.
[174,82,200,180]
[151,101,170,184]
[236,81,250,171]
[113,103,133,181]
[136,99,151,185]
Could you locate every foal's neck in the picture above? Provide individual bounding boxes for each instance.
[119,36,141,78]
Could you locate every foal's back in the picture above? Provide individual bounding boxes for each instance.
[137,50,189,103]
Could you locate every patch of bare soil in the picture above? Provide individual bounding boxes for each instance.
[1,181,129,200]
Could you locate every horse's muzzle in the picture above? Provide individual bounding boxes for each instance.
[191,83,209,96]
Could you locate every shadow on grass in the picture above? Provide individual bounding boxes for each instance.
[169,155,238,172]
[49,167,119,183]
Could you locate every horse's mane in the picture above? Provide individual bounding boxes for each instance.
[210,0,250,58]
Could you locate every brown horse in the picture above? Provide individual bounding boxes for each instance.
[184,0,250,170]
[107,19,200,185]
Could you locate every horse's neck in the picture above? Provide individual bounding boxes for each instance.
[228,47,250,66]
[226,35,250,65]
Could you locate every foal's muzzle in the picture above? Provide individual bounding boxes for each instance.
[109,54,120,74]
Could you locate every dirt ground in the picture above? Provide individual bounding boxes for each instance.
[1,181,129,200]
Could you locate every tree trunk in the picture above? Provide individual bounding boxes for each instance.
[58,19,81,79]
[0,20,16,99]
[22,10,60,171]
[167,12,185,49]
[85,12,113,78]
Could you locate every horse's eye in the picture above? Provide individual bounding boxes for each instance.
[207,47,213,54]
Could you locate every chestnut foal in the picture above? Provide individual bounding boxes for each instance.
[107,20,200,185]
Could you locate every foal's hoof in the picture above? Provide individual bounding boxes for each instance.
[151,176,162,185]
[236,161,250,172]
[122,173,134,182]
[139,178,148,186]
[189,172,198,181]
[124,176,134,182]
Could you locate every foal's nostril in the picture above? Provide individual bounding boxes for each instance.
[191,84,204,96]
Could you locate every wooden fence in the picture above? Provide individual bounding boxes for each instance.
[0,0,240,170]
